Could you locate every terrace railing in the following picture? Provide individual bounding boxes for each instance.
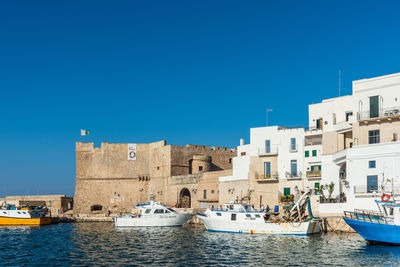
[358,106,400,120]
[306,170,321,178]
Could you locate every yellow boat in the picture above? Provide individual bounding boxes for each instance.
[0,206,51,225]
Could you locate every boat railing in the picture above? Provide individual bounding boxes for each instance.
[344,209,387,224]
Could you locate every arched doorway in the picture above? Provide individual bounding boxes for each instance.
[179,188,191,208]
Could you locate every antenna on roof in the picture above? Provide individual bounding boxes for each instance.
[339,69,341,97]
[266,109,273,126]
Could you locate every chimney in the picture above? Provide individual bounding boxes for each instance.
[240,138,244,146]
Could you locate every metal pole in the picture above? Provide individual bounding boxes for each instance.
[266,109,273,126]
[339,69,341,97]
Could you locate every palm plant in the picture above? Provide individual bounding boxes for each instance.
[315,184,327,200]
[327,182,335,200]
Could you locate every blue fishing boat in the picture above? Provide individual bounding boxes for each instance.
[344,198,400,245]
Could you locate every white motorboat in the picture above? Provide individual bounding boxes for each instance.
[114,201,194,227]
[197,189,321,235]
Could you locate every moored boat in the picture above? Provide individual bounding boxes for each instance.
[0,203,51,225]
[344,197,400,245]
[197,189,321,235]
[114,200,194,227]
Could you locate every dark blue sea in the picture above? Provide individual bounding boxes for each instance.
[1,223,400,266]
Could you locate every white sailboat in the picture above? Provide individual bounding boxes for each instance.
[197,189,321,235]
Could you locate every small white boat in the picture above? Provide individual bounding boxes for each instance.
[197,189,321,235]
[114,201,194,227]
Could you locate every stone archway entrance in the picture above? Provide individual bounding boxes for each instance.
[179,188,191,208]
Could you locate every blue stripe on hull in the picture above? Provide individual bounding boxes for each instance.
[206,229,311,236]
[344,218,400,245]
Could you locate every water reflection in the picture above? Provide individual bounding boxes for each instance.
[0,223,400,266]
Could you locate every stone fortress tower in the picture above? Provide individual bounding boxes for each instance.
[190,155,212,174]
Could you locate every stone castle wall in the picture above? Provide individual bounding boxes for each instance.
[74,141,235,214]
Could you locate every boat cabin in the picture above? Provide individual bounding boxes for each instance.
[135,201,177,216]
[223,202,255,212]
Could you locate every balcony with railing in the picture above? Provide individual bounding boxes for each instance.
[257,147,278,156]
[354,184,400,194]
[255,172,279,182]
[305,126,323,136]
[305,135,322,146]
[306,170,321,178]
[285,171,302,180]
[358,106,400,121]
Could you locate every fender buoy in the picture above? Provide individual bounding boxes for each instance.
[381,194,391,202]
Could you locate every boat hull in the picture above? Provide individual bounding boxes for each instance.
[0,217,51,225]
[114,213,194,227]
[197,215,321,235]
[344,218,400,245]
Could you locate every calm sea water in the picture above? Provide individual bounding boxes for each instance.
[1,223,400,266]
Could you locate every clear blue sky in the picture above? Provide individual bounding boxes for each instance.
[1,1,400,197]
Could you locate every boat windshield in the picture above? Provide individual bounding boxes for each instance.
[243,205,253,212]
[166,208,175,213]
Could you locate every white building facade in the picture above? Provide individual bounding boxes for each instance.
[312,72,400,215]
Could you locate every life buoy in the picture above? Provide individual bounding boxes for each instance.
[381,194,391,202]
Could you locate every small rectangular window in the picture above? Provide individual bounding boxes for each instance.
[154,209,164,214]
[369,160,376,168]
[203,189,207,200]
[231,213,237,221]
[368,130,380,144]
[316,118,322,129]
[284,187,291,196]
[216,213,222,216]
[290,138,296,151]
[305,151,309,157]
[265,140,271,153]
[211,190,215,194]
[245,214,251,218]
[346,112,353,122]
[199,166,203,171]
[255,214,261,218]
[312,150,317,157]
[290,160,297,176]
[264,162,271,177]
[145,209,151,214]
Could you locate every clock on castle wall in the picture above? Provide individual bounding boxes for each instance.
[128,144,137,160]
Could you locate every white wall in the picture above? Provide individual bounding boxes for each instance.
[319,154,341,197]
[346,142,400,195]
[276,128,305,179]
[249,126,280,153]
[308,95,354,132]
[353,72,400,117]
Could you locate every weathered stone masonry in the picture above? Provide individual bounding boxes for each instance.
[74,141,236,213]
